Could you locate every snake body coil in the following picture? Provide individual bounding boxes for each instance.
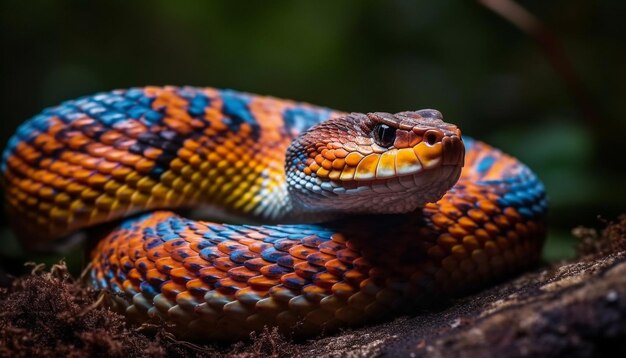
[1,87,547,340]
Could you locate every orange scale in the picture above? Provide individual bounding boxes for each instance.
[163,239,188,252]
[439,203,463,218]
[183,139,201,152]
[294,262,324,279]
[143,147,163,160]
[331,282,357,298]
[134,257,155,273]
[96,160,119,174]
[118,254,134,270]
[190,118,208,129]
[82,156,102,170]
[175,290,202,310]
[100,131,123,145]
[188,240,210,253]
[332,158,345,170]
[161,281,186,299]
[248,275,281,291]
[260,263,292,278]
[321,159,333,170]
[503,207,522,223]
[182,256,210,272]
[87,174,109,188]
[170,267,195,284]
[213,256,237,272]
[248,241,273,254]
[25,181,43,195]
[185,278,210,298]
[450,196,475,211]
[51,176,71,189]
[217,241,248,254]
[306,252,334,267]
[302,284,328,302]
[121,280,139,295]
[280,272,308,290]
[323,149,336,161]
[85,143,110,158]
[288,244,316,260]
[319,240,344,255]
[178,148,194,161]
[215,277,247,295]
[344,269,367,286]
[474,228,492,243]
[38,186,55,200]
[324,259,350,275]
[462,236,482,251]
[308,162,320,172]
[227,266,258,283]
[119,154,143,167]
[243,257,269,272]
[236,238,257,247]
[39,170,58,184]
[314,272,339,289]
[431,213,455,228]
[437,234,459,251]
[235,286,269,305]
[477,200,498,214]
[165,117,193,135]
[48,160,67,173]
[448,224,470,238]
[198,266,227,284]
[336,249,358,264]
[145,247,165,263]
[135,158,155,173]
[111,166,132,180]
[155,257,180,274]
[467,208,488,223]
[126,268,143,286]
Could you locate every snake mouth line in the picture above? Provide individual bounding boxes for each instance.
[320,165,462,196]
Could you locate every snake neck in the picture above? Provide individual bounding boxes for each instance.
[256,180,337,223]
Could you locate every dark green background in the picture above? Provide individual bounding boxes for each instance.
[1,0,624,272]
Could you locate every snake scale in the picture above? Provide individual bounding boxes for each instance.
[1,86,547,340]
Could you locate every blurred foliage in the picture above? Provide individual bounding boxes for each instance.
[1,0,624,273]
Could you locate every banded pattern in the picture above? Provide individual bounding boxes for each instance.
[1,87,338,247]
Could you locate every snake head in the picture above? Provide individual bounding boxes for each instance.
[286,109,464,216]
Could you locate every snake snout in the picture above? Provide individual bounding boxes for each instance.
[442,133,465,167]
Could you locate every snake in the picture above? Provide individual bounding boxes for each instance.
[1,86,547,340]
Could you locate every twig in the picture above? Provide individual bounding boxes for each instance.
[478,0,598,124]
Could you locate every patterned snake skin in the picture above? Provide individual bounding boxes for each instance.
[1,86,547,340]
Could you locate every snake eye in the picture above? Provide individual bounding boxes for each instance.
[372,123,396,147]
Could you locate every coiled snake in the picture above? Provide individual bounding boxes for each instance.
[1,86,547,340]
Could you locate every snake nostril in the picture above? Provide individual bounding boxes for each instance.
[425,131,439,146]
